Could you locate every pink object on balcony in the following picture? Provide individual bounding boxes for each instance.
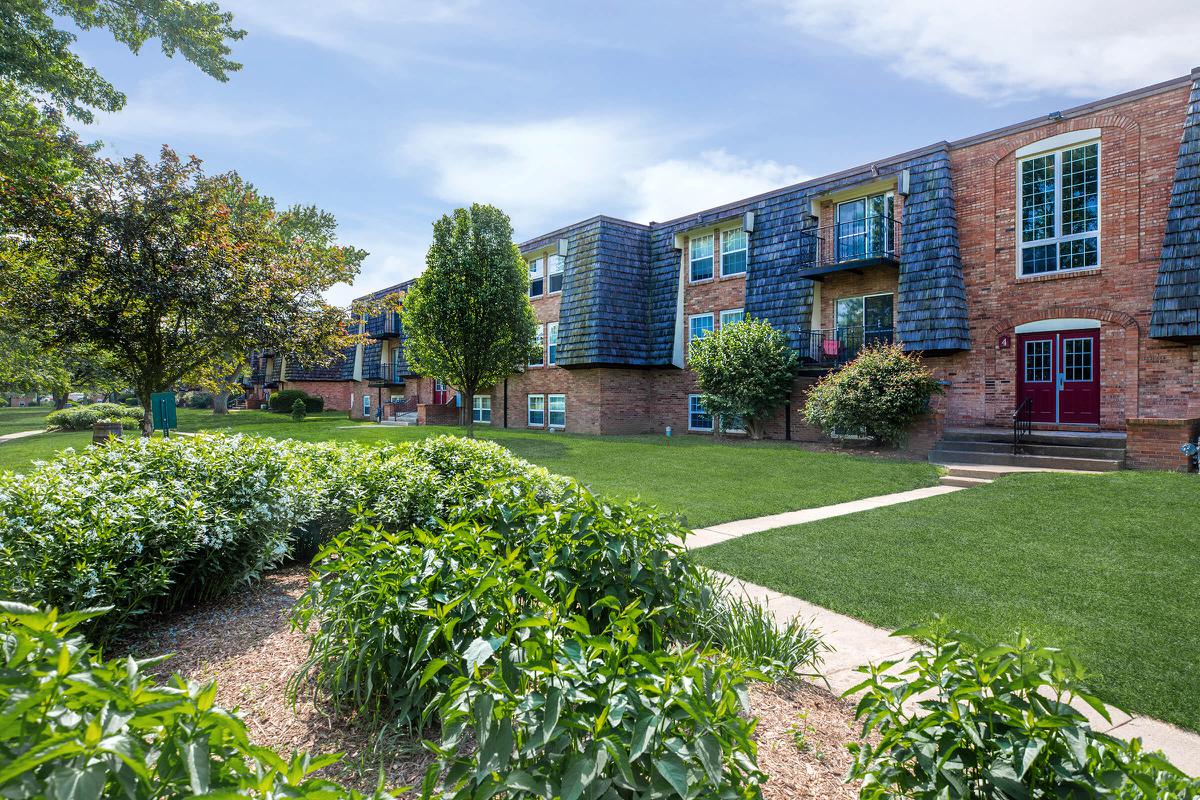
[822,338,840,357]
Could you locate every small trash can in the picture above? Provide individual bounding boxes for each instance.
[92,421,123,444]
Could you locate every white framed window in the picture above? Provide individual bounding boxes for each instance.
[528,256,544,297]
[548,254,564,293]
[547,322,559,366]
[1018,140,1100,276]
[548,394,566,428]
[688,394,713,432]
[720,308,744,328]
[720,229,748,276]
[689,313,714,342]
[529,324,545,367]
[527,394,545,427]
[472,395,492,424]
[689,234,714,282]
[362,393,370,416]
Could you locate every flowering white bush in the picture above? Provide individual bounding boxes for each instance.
[0,433,562,640]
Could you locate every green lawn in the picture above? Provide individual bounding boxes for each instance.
[0,406,54,436]
[0,407,940,529]
[693,470,1200,732]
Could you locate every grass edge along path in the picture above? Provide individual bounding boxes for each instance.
[693,470,1200,733]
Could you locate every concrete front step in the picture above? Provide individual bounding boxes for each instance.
[929,448,1123,472]
[941,427,1127,449]
[939,439,1128,460]
[939,475,993,488]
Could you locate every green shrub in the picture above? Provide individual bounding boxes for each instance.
[44,402,143,431]
[270,388,324,413]
[803,342,941,445]
[180,390,213,408]
[0,602,390,800]
[846,621,1199,799]
[290,478,690,731]
[292,396,307,421]
[687,317,797,439]
[421,603,766,800]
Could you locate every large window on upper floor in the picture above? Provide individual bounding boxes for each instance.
[548,254,564,293]
[689,234,714,282]
[528,256,544,297]
[720,229,747,276]
[547,322,559,365]
[1019,141,1099,276]
[529,324,544,367]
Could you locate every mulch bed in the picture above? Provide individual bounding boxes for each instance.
[118,565,864,798]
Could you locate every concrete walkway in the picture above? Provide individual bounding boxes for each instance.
[0,429,43,443]
[690,484,1200,775]
[687,484,963,549]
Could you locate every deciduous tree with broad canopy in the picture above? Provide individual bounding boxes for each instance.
[687,317,798,440]
[401,204,539,436]
[0,147,366,434]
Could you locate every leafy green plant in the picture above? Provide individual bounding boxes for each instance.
[44,402,142,431]
[846,621,1199,798]
[0,601,392,800]
[803,342,941,446]
[291,397,308,422]
[270,389,324,414]
[687,317,797,439]
[421,602,766,800]
[690,572,827,679]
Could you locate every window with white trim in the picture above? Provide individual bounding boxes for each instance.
[547,322,559,365]
[689,313,714,342]
[528,256,544,297]
[472,395,492,424]
[530,324,544,367]
[720,229,747,276]
[548,394,566,428]
[688,394,713,432]
[1019,141,1099,275]
[720,308,744,327]
[548,254,564,293]
[689,234,714,281]
[527,394,545,427]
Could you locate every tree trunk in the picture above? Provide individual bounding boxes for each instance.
[461,381,475,438]
[138,388,153,437]
[213,391,229,415]
[53,394,68,410]
[749,417,765,440]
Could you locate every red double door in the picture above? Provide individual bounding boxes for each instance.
[1016,329,1100,425]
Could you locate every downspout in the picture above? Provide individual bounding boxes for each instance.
[503,378,509,428]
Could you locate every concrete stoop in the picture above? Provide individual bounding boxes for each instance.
[930,427,1127,472]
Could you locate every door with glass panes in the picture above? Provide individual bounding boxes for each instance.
[1016,329,1100,425]
[836,192,895,263]
[834,294,894,359]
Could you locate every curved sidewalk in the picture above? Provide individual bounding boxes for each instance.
[688,486,1200,776]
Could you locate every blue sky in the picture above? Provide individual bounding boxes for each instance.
[74,0,1198,304]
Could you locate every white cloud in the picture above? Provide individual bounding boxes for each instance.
[324,225,431,306]
[399,116,808,233]
[768,0,1199,100]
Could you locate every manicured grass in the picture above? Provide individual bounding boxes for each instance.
[0,407,940,529]
[0,406,53,436]
[693,470,1200,731]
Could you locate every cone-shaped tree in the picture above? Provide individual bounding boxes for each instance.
[401,205,539,436]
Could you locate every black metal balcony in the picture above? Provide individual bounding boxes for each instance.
[798,326,894,369]
[366,363,407,387]
[796,215,900,280]
[365,311,403,339]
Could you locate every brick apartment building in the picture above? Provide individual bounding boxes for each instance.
[261,69,1200,470]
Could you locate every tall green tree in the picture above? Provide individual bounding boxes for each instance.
[0,147,366,434]
[401,204,538,436]
[1,0,243,228]
[688,317,797,440]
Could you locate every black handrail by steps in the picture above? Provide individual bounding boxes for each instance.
[1013,397,1033,455]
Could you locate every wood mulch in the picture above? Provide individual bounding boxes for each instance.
[117,564,864,798]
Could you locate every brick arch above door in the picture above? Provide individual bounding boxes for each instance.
[981,306,1140,428]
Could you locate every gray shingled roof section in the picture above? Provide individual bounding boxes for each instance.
[284,345,358,381]
[556,218,656,366]
[1151,73,1200,340]
[894,147,971,352]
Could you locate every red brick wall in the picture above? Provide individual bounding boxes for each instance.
[281,380,357,413]
[1126,417,1200,471]
[942,84,1200,431]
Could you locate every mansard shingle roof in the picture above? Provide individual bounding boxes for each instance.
[1151,70,1200,341]
[284,345,358,381]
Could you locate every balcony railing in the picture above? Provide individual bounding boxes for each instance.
[365,363,407,386]
[796,215,901,279]
[798,326,894,368]
[366,312,403,339]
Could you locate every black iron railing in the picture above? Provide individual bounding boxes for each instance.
[366,363,407,385]
[1013,397,1033,454]
[798,326,893,368]
[797,215,901,276]
[366,312,402,339]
